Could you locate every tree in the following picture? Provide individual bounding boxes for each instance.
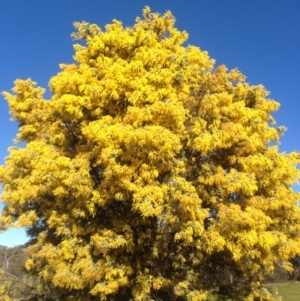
[289,255,300,281]
[0,245,36,300]
[0,7,300,301]
[0,245,27,276]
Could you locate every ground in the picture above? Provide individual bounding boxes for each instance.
[264,282,300,301]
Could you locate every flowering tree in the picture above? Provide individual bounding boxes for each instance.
[1,7,300,301]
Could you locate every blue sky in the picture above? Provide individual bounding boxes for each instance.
[0,0,299,247]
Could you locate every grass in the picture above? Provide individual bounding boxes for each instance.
[205,282,300,301]
[264,282,300,301]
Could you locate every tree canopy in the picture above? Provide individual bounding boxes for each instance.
[1,7,300,301]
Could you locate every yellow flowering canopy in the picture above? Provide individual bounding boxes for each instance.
[1,7,300,301]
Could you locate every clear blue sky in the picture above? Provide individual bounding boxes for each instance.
[0,0,299,247]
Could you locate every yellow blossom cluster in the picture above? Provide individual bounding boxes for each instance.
[1,6,299,301]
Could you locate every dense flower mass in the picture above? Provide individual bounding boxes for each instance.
[1,7,300,301]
